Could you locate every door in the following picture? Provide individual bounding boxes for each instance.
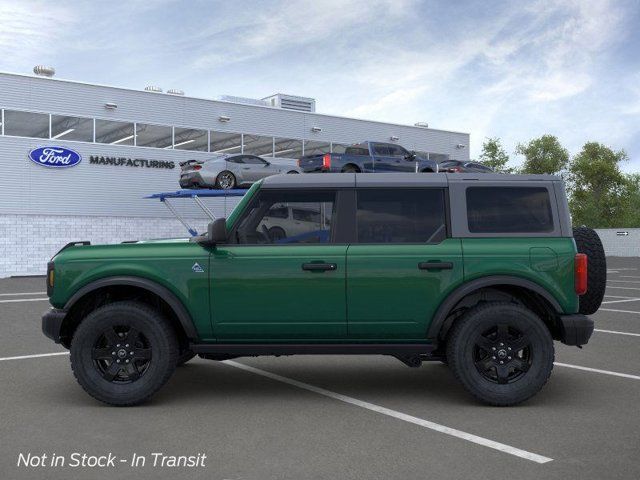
[371,143,395,172]
[346,188,463,339]
[240,155,275,183]
[211,188,348,339]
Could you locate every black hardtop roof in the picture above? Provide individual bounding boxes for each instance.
[260,173,562,189]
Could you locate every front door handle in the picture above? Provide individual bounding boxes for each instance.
[302,262,337,272]
[418,261,453,271]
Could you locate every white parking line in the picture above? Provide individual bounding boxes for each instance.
[608,280,640,284]
[0,292,47,296]
[0,352,69,362]
[594,328,640,338]
[602,297,640,305]
[223,360,553,464]
[599,308,640,315]
[606,286,640,291]
[0,298,49,304]
[604,295,637,299]
[555,363,640,380]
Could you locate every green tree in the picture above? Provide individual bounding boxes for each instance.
[478,137,514,173]
[568,142,630,228]
[516,135,569,175]
[621,174,640,227]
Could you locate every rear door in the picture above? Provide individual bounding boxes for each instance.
[371,143,395,172]
[346,187,463,339]
[210,188,349,339]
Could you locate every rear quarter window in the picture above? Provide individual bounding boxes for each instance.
[466,187,554,233]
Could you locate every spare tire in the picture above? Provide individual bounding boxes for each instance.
[573,226,606,315]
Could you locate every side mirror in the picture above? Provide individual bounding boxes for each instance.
[208,218,228,244]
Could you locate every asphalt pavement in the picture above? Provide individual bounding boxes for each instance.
[1,258,639,480]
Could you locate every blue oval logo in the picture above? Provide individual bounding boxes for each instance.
[28,146,82,168]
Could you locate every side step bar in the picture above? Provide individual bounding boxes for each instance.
[190,343,437,357]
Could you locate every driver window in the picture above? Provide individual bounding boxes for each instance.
[235,190,335,244]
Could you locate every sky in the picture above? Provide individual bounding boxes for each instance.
[1,0,639,171]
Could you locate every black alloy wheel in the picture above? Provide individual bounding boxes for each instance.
[472,324,531,384]
[92,325,152,383]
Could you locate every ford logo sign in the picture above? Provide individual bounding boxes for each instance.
[28,146,82,168]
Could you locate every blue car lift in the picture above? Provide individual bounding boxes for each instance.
[145,189,246,236]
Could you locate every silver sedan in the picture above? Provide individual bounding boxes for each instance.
[179,154,301,189]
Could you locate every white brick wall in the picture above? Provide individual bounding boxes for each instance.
[594,229,640,257]
[0,214,220,277]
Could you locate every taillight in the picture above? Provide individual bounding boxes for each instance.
[193,165,202,170]
[451,166,462,173]
[322,154,331,169]
[575,253,588,295]
[297,159,301,167]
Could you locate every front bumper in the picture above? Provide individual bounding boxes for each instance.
[558,314,594,346]
[42,309,67,344]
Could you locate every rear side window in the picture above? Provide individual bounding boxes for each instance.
[466,187,553,233]
[345,146,370,156]
[356,189,447,243]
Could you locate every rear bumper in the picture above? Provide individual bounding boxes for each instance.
[179,172,206,188]
[42,309,67,344]
[558,314,594,346]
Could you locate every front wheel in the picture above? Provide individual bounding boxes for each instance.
[70,301,178,406]
[446,302,554,406]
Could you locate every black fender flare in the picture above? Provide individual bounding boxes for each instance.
[64,276,198,340]
[426,275,563,340]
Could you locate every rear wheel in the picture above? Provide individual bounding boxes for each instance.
[215,171,236,189]
[287,170,299,174]
[341,165,359,173]
[573,226,606,315]
[446,302,554,406]
[70,301,178,406]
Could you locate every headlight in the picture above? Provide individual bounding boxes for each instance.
[47,261,55,296]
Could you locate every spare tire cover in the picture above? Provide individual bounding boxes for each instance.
[573,227,607,315]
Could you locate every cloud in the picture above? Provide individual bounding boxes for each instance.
[0,1,75,66]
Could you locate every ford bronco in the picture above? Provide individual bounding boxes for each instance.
[42,173,606,406]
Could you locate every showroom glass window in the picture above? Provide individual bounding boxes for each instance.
[273,137,303,158]
[234,190,335,244]
[135,123,172,148]
[466,187,553,233]
[210,131,242,154]
[51,114,93,142]
[95,119,135,145]
[4,110,49,138]
[173,127,208,151]
[356,189,447,243]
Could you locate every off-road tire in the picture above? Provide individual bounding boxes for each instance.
[446,302,554,406]
[573,226,606,315]
[70,301,178,406]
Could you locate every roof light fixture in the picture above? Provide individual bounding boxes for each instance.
[110,134,134,145]
[51,128,75,139]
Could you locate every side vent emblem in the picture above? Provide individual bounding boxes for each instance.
[192,262,204,273]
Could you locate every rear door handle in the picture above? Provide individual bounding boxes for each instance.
[302,263,337,272]
[418,261,453,271]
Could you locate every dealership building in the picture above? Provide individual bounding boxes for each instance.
[0,69,470,277]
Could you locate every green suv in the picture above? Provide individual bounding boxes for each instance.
[42,173,606,406]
